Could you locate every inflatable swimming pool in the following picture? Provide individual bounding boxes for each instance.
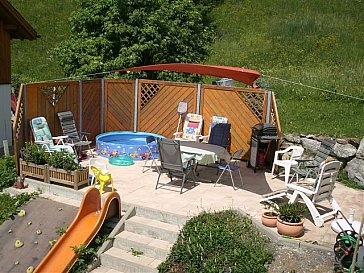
[96,131,164,161]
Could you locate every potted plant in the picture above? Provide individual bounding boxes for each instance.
[260,201,278,227]
[276,202,308,237]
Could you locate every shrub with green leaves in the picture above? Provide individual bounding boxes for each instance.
[21,142,49,165]
[158,210,273,273]
[47,150,81,172]
[0,156,17,191]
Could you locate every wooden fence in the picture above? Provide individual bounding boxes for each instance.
[12,78,281,172]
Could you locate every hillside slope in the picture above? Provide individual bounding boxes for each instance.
[10,0,364,136]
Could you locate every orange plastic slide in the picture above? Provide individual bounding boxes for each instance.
[34,188,121,273]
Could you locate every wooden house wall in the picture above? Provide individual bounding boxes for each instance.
[0,20,11,83]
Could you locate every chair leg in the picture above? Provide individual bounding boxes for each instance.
[284,167,290,185]
[289,191,324,227]
[229,171,236,190]
[271,163,276,175]
[156,173,162,189]
[238,170,243,187]
[215,168,227,187]
[180,174,186,194]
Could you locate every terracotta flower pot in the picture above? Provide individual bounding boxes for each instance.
[261,212,278,227]
[276,216,304,237]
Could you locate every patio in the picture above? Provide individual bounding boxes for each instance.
[59,154,363,248]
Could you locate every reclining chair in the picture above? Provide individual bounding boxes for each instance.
[57,111,93,159]
[262,160,342,227]
[290,139,336,183]
[30,116,76,158]
[173,113,203,142]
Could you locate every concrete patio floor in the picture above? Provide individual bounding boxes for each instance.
[18,155,363,249]
[75,156,363,248]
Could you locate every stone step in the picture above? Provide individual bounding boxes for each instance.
[114,230,173,261]
[101,247,161,273]
[123,202,187,226]
[125,216,180,243]
[91,265,126,273]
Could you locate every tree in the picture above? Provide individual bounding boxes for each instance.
[55,0,218,81]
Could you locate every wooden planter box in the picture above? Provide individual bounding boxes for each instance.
[20,159,89,190]
[20,159,49,183]
[49,167,89,190]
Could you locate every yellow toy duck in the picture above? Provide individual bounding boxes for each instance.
[90,166,114,194]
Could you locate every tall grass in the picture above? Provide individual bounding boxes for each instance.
[9,0,364,137]
[208,0,364,136]
[10,0,76,82]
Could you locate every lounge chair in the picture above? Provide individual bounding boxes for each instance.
[30,116,76,157]
[262,160,342,227]
[156,138,196,194]
[199,116,229,144]
[57,111,93,159]
[173,113,203,142]
[290,139,336,182]
[271,145,304,185]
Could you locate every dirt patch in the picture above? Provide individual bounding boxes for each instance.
[268,244,336,273]
[0,198,78,273]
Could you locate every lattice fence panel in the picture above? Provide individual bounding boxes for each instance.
[236,90,266,121]
[140,83,161,109]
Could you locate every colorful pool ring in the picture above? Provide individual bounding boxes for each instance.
[109,155,134,166]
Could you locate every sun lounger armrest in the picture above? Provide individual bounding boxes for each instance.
[52,135,70,145]
[199,135,209,143]
[173,132,183,138]
[80,131,91,141]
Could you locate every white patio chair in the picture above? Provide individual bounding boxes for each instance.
[271,145,304,185]
[215,148,244,190]
[262,160,342,227]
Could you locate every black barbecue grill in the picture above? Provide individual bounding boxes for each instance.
[248,123,279,172]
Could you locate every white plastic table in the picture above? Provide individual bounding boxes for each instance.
[180,142,229,165]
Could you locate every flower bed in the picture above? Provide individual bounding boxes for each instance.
[20,158,88,190]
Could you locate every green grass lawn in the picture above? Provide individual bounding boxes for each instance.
[10,0,76,82]
[208,0,364,137]
[10,0,364,137]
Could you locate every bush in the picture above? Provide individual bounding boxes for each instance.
[158,210,273,273]
[21,142,81,172]
[47,150,81,172]
[21,142,49,165]
[0,156,18,191]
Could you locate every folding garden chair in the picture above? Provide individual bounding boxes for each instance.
[199,116,229,145]
[57,111,93,159]
[215,148,244,190]
[142,135,161,174]
[290,139,336,183]
[156,138,196,194]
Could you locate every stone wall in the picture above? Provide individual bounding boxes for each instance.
[283,134,364,186]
